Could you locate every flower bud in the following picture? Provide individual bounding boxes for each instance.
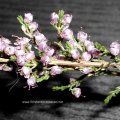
[72,88,81,98]
[60,29,73,40]
[0,41,5,51]
[25,51,35,61]
[82,52,91,61]
[16,55,26,66]
[89,48,100,58]
[50,66,62,76]
[27,76,36,90]
[45,47,55,56]
[1,37,11,44]
[50,12,59,24]
[110,41,120,56]
[24,13,33,23]
[4,46,15,55]
[110,41,120,48]
[15,49,25,56]
[2,65,13,71]
[71,49,80,59]
[77,31,87,42]
[110,47,120,56]
[82,67,92,74]
[33,31,47,45]
[21,66,31,78]
[41,55,50,65]
[38,41,47,51]
[29,22,38,31]
[62,14,72,25]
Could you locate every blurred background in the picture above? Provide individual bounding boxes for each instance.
[0,0,120,120]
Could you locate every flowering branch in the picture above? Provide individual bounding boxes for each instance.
[0,10,120,104]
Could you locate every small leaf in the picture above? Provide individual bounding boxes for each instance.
[95,42,109,55]
[36,72,50,83]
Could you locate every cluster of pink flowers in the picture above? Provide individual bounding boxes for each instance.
[0,10,120,99]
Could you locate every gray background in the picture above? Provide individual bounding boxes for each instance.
[0,0,120,120]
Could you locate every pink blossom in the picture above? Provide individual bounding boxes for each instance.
[82,52,91,61]
[21,66,31,78]
[38,41,47,51]
[45,47,55,56]
[72,88,81,98]
[4,46,15,55]
[25,51,35,61]
[16,55,26,66]
[60,28,73,40]
[50,66,62,76]
[71,49,80,59]
[41,55,50,65]
[77,31,88,42]
[27,76,36,90]
[24,13,33,23]
[110,47,120,56]
[33,31,47,45]
[29,22,38,31]
[15,49,25,56]
[110,41,120,56]
[82,67,92,74]
[50,12,59,24]
[62,14,72,25]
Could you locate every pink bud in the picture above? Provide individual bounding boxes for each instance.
[33,31,47,45]
[2,65,13,71]
[82,67,92,74]
[15,49,25,56]
[50,66,62,76]
[72,88,81,98]
[0,41,5,51]
[45,47,55,56]
[89,48,100,58]
[27,76,36,90]
[21,66,31,78]
[1,37,11,44]
[16,55,26,66]
[110,47,120,56]
[24,13,33,23]
[62,14,72,25]
[25,51,35,61]
[29,22,38,31]
[110,41,120,48]
[41,55,50,65]
[16,37,30,46]
[4,46,15,55]
[110,41,120,56]
[71,49,80,59]
[82,52,91,61]
[60,29,73,40]
[50,12,59,24]
[38,41,47,51]
[77,31,88,42]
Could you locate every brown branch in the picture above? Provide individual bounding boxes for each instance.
[0,57,120,69]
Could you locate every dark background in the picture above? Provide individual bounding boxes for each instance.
[0,0,120,120]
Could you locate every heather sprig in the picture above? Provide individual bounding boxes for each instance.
[0,10,120,104]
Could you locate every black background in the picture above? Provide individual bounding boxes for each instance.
[0,0,120,120]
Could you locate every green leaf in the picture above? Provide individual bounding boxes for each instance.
[58,10,64,20]
[54,41,65,51]
[17,15,24,25]
[104,86,120,104]
[36,71,50,83]
[65,41,72,52]
[10,55,16,61]
[95,42,109,55]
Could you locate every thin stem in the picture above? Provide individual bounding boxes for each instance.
[0,58,120,69]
